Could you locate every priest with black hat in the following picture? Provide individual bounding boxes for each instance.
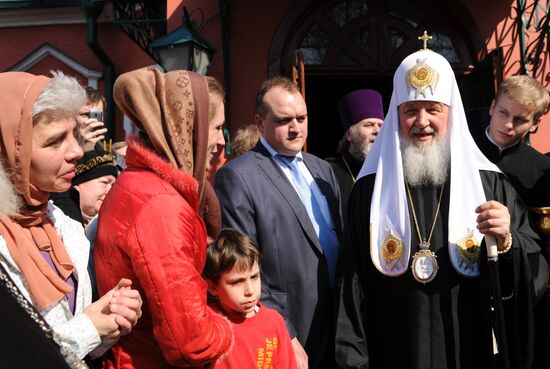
[326,89,384,214]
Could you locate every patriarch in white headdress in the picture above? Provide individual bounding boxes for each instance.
[357,48,500,278]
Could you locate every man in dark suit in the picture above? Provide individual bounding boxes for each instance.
[215,76,342,369]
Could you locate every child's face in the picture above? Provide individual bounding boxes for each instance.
[489,94,537,147]
[208,261,261,319]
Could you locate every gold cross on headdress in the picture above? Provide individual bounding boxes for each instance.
[418,31,432,50]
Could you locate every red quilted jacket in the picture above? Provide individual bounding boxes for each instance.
[94,143,233,368]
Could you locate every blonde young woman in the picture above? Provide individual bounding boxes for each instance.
[94,67,232,368]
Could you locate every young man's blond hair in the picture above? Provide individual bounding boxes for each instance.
[494,75,549,124]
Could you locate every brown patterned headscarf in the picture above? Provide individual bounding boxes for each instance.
[114,67,221,238]
[0,72,75,309]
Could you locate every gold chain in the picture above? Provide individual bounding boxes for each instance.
[341,154,356,183]
[406,182,445,247]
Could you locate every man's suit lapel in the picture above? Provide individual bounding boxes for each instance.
[253,143,323,254]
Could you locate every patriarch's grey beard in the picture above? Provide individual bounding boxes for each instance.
[400,132,450,186]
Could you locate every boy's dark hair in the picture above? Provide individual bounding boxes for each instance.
[204,228,260,283]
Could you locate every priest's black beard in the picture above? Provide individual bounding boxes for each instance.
[400,132,450,186]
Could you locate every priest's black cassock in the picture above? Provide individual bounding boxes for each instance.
[335,170,548,369]
[472,126,550,209]
[472,124,550,369]
[326,150,363,216]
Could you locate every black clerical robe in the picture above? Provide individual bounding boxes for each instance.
[473,131,550,369]
[326,151,363,216]
[473,131,550,208]
[335,170,549,369]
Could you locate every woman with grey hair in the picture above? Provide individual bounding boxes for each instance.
[0,159,77,368]
[0,71,142,362]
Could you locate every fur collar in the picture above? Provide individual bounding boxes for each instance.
[126,142,199,210]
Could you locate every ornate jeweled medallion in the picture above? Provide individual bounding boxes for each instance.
[406,182,445,284]
[411,240,439,284]
[457,229,480,270]
[406,58,439,98]
[381,229,403,271]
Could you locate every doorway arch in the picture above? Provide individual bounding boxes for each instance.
[268,0,486,158]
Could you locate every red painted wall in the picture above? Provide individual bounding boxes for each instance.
[0,21,154,139]
[0,1,547,151]
[178,0,550,153]
[168,1,290,136]
[461,0,550,152]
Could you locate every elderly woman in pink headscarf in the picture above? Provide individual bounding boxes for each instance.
[0,71,143,361]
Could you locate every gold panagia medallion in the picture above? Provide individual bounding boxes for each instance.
[457,230,480,269]
[406,58,439,98]
[411,241,438,284]
[381,229,403,271]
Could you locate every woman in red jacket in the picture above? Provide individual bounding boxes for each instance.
[94,67,232,369]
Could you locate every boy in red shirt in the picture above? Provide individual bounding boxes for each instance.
[204,228,298,369]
